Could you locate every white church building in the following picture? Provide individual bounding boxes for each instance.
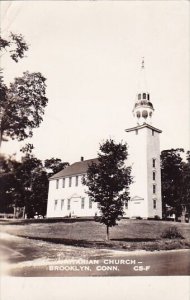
[46,60,162,219]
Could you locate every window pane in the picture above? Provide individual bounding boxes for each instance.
[152,159,156,168]
[153,185,156,194]
[153,199,156,209]
[76,176,78,186]
[89,198,92,209]
[67,199,71,210]
[56,179,59,189]
[54,200,58,210]
[81,198,85,209]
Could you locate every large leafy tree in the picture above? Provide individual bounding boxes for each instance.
[0,154,20,213]
[0,31,48,148]
[44,158,69,177]
[0,145,69,218]
[83,139,132,240]
[161,148,184,219]
[181,151,190,217]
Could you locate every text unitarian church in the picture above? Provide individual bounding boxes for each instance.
[46,60,162,219]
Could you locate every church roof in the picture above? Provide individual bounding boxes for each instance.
[125,123,162,133]
[49,158,98,180]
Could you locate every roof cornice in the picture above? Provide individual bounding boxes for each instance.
[125,123,162,133]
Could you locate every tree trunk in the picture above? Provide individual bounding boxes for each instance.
[181,206,186,223]
[106,225,109,241]
[0,130,2,150]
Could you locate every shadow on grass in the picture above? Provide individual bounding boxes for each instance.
[17,235,117,249]
[111,238,157,242]
[16,235,157,250]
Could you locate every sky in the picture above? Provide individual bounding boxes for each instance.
[0,0,189,164]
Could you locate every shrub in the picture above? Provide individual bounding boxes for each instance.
[161,226,184,239]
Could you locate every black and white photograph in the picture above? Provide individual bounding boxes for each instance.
[0,0,189,298]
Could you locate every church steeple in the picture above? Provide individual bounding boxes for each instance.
[133,58,154,125]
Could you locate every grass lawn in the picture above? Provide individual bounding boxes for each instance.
[1,219,190,251]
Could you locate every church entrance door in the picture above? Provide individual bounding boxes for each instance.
[71,198,81,217]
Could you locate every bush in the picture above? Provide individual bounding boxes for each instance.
[161,226,184,239]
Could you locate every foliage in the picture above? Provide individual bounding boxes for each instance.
[83,139,132,240]
[0,154,20,213]
[161,149,184,218]
[161,226,184,239]
[0,148,69,218]
[0,71,48,146]
[0,30,48,148]
[161,148,190,220]
[0,32,28,62]
[181,152,190,215]
[44,158,69,177]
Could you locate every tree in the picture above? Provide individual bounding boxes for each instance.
[161,148,184,219]
[44,158,69,177]
[0,71,48,147]
[83,139,132,240]
[0,31,48,148]
[13,153,44,217]
[0,145,69,218]
[180,151,190,219]
[0,154,20,213]
[0,32,28,62]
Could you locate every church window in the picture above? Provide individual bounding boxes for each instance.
[67,199,71,210]
[142,110,148,118]
[61,199,64,210]
[153,171,156,181]
[147,94,150,100]
[138,94,141,100]
[62,178,65,188]
[152,130,154,136]
[56,179,59,189]
[136,111,140,118]
[54,200,58,210]
[81,198,85,209]
[153,199,157,209]
[152,158,156,168]
[125,201,128,209]
[76,176,79,186]
[153,184,156,194]
[69,177,72,187]
[143,93,146,99]
[135,129,138,135]
[89,198,92,209]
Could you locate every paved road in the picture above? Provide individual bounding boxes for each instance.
[0,232,189,276]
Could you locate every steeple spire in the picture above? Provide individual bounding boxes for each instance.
[141,57,144,69]
[133,58,154,125]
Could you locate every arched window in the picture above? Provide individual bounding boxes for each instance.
[147,94,150,100]
[136,111,140,118]
[142,110,148,118]
[138,94,141,100]
[143,93,146,99]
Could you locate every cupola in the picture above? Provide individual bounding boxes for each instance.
[133,58,154,125]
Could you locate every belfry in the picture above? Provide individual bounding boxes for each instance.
[133,58,154,125]
[125,58,162,219]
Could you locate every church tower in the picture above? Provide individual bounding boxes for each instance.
[125,59,162,219]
